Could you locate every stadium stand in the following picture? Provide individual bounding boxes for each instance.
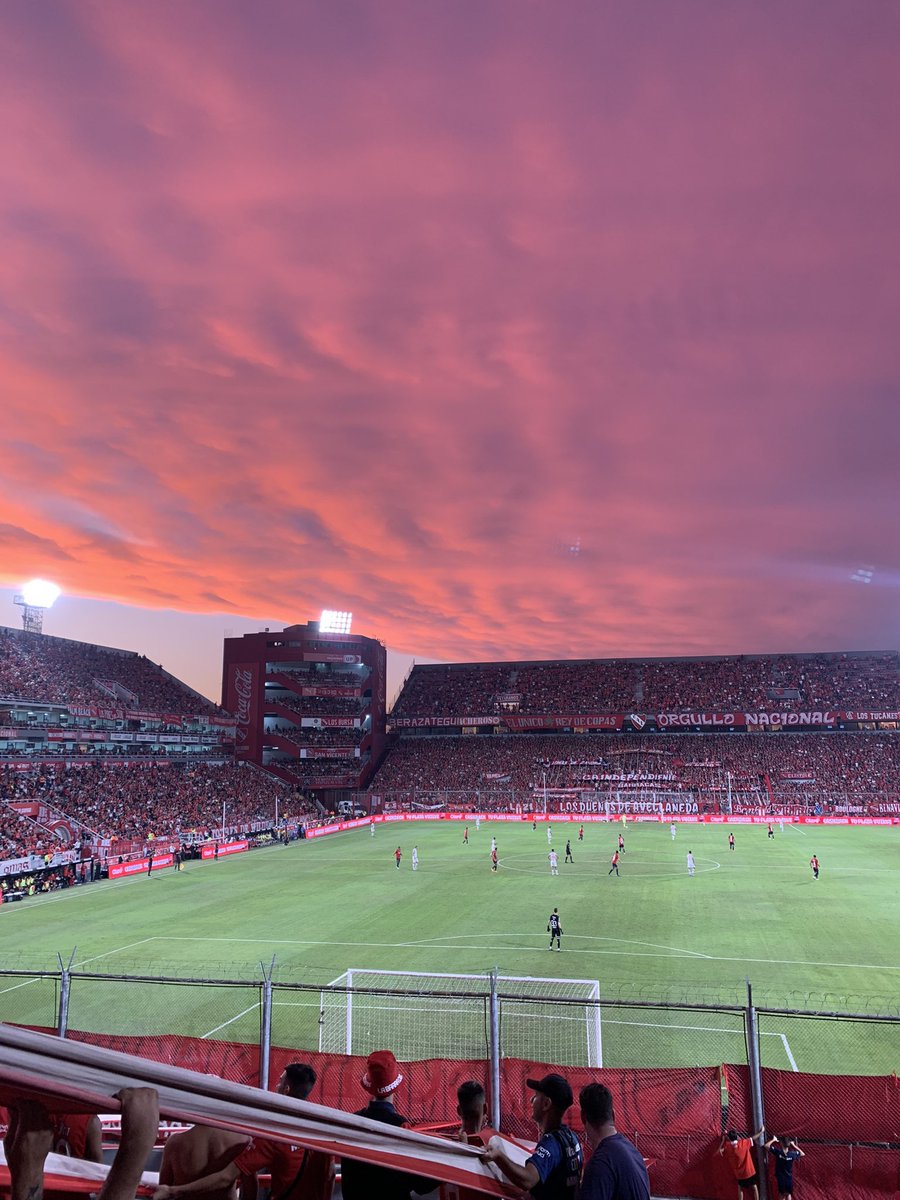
[371,732,900,813]
[0,762,295,851]
[390,651,899,716]
[0,627,219,715]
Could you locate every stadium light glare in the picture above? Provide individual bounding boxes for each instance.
[320,609,353,633]
[21,579,61,608]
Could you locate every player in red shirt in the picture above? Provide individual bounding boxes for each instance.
[578,825,584,841]
[810,855,820,879]
[608,851,620,877]
[729,832,735,851]
[394,846,402,869]
[491,847,498,872]
[463,826,469,843]
[617,833,625,853]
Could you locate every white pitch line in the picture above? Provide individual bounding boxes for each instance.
[73,938,159,968]
[155,935,900,974]
[780,1033,799,1072]
[200,1004,259,1039]
[0,976,45,996]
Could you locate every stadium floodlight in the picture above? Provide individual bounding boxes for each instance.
[14,579,62,634]
[319,609,353,633]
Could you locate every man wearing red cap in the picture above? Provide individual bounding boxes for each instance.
[340,1050,436,1200]
[480,1073,582,1198]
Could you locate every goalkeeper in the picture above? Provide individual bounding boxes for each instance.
[547,907,563,950]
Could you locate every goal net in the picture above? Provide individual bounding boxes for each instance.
[318,969,602,1067]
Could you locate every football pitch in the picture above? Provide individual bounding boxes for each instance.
[1,820,898,1077]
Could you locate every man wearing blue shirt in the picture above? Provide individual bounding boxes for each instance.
[480,1074,582,1199]
[577,1083,650,1200]
[764,1134,804,1199]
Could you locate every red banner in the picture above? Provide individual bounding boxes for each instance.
[503,714,624,731]
[299,685,360,698]
[108,854,173,878]
[200,840,248,859]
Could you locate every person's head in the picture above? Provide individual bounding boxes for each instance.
[779,1135,791,1149]
[553,908,558,914]
[726,1130,739,1143]
[277,1062,316,1099]
[456,1080,488,1132]
[361,1050,404,1100]
[579,1083,615,1144]
[526,1074,573,1131]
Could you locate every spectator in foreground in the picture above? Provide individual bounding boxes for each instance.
[5,1088,158,1200]
[340,1050,436,1200]
[454,1080,500,1146]
[719,1128,764,1200]
[153,1063,332,1200]
[50,1112,104,1163]
[480,1073,582,1198]
[764,1134,805,1199]
[158,1125,250,1200]
[577,1083,649,1199]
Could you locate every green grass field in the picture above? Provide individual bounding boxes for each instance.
[1,820,898,1076]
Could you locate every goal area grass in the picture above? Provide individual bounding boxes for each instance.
[0,819,897,1076]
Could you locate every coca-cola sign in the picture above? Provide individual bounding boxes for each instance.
[232,667,254,743]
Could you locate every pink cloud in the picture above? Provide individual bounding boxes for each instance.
[0,1,898,673]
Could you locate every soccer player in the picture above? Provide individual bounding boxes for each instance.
[729,832,735,851]
[671,823,677,840]
[463,826,469,844]
[617,832,625,853]
[578,824,584,841]
[767,823,775,839]
[810,854,820,879]
[480,1075,582,1199]
[533,819,537,831]
[370,819,375,837]
[779,817,785,834]
[608,851,620,877]
[547,908,562,950]
[491,846,498,872]
[548,849,559,876]
[564,838,574,863]
[547,824,553,845]
[490,835,497,853]
[765,1134,804,1200]
[475,815,481,832]
[411,846,419,871]
[394,846,402,869]
[686,850,695,877]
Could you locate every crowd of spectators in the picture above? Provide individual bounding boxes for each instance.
[371,732,900,809]
[265,724,363,748]
[391,652,899,717]
[0,627,219,716]
[0,802,58,858]
[0,761,293,853]
[271,693,365,717]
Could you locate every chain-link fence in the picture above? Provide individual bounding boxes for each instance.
[0,966,897,1198]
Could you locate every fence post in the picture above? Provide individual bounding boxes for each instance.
[745,979,768,1200]
[489,967,502,1132]
[57,948,76,1038]
[259,957,275,1089]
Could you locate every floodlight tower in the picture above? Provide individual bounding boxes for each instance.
[13,579,61,634]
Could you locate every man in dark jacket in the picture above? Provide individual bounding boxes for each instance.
[340,1050,436,1200]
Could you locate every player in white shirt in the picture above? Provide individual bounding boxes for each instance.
[546,824,553,845]
[490,835,497,853]
[686,850,695,876]
[475,815,481,832]
[671,823,677,840]
[411,846,419,871]
[548,849,559,876]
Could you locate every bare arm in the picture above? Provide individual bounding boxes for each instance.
[84,1115,104,1165]
[99,1089,159,1200]
[154,1163,241,1199]
[479,1143,539,1192]
[4,1101,53,1200]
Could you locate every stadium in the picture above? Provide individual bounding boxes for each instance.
[1,614,897,1199]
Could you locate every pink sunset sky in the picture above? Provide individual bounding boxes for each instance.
[1,1,898,703]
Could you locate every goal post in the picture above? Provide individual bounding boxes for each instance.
[318,969,602,1067]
